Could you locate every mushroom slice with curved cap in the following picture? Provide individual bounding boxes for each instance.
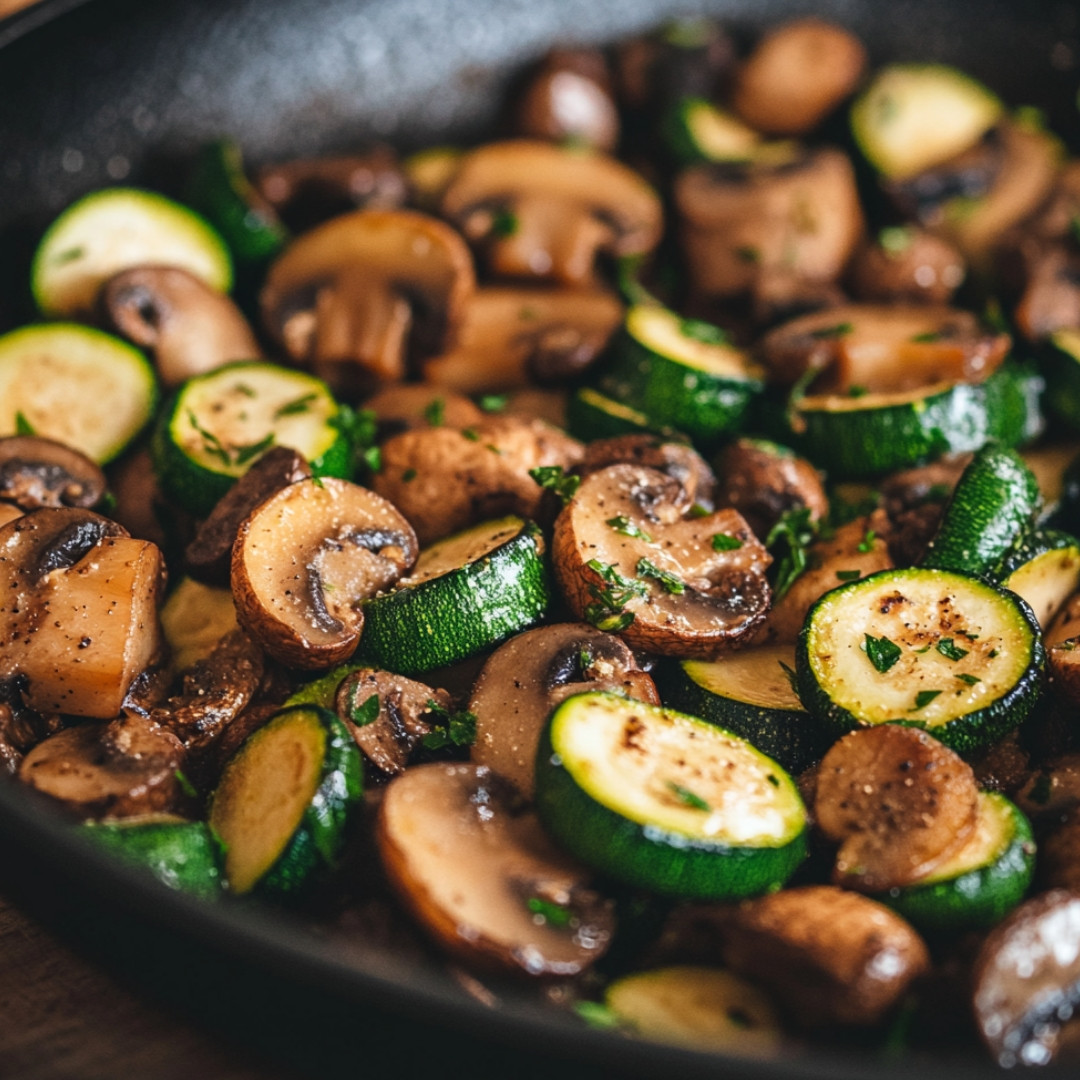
[422,285,624,392]
[360,385,484,439]
[440,140,662,287]
[0,435,106,511]
[973,890,1080,1067]
[0,508,166,718]
[260,209,474,396]
[757,304,1010,393]
[377,762,615,976]
[231,477,418,669]
[101,266,262,388]
[579,435,716,513]
[552,464,771,657]
[470,622,659,799]
[334,667,452,775]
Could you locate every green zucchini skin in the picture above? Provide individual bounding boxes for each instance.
[80,819,224,900]
[359,519,550,674]
[922,443,1042,577]
[882,793,1035,932]
[534,692,807,901]
[782,361,1043,481]
[795,568,1045,757]
[1041,330,1080,431]
[566,387,674,442]
[655,654,829,774]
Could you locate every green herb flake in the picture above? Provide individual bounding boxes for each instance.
[423,397,445,427]
[688,503,711,519]
[735,245,760,264]
[765,506,818,600]
[362,446,382,473]
[607,515,652,541]
[679,318,728,346]
[234,383,257,398]
[526,896,572,928]
[910,330,944,344]
[461,428,480,442]
[878,225,913,255]
[187,410,231,467]
[913,644,932,654]
[711,532,743,551]
[926,483,952,501]
[402,468,417,483]
[848,385,869,398]
[778,660,798,694]
[857,528,877,553]
[911,689,942,711]
[1029,771,1053,806]
[490,207,519,237]
[864,633,902,674]
[955,673,981,686]
[809,321,853,340]
[665,780,710,811]
[421,699,478,749]
[574,1001,623,1031]
[988,648,998,658]
[478,394,508,413]
[14,411,36,436]
[766,774,780,787]
[174,769,198,799]
[52,245,84,266]
[936,638,969,662]
[583,559,648,631]
[637,557,685,594]
[351,695,380,727]
[274,392,318,418]
[232,431,275,466]
[529,465,581,505]
[329,404,378,449]
[836,569,862,581]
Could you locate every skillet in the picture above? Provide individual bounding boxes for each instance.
[0,0,1079,1075]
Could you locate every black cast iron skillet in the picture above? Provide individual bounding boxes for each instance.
[0,1,1079,1076]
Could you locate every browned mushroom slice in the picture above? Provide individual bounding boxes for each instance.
[757,304,1009,392]
[848,228,966,305]
[260,209,475,395]
[814,725,980,892]
[422,286,623,392]
[185,445,311,586]
[0,503,22,528]
[552,464,771,657]
[231,477,417,669]
[469,622,659,798]
[1048,590,1080,647]
[973,890,1080,1067]
[104,447,173,548]
[440,140,662,287]
[732,19,867,136]
[0,435,107,512]
[1015,247,1080,343]
[721,885,930,1028]
[1049,638,1080,707]
[373,415,582,545]
[377,761,615,975]
[334,668,451,775]
[713,438,826,541]
[579,436,716,513]
[101,266,262,388]
[0,509,166,718]
[19,713,185,818]
[675,148,863,301]
[256,146,407,231]
[1016,754,1080,821]
[361,385,483,438]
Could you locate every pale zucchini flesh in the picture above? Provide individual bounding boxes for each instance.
[683,647,803,713]
[624,305,763,381]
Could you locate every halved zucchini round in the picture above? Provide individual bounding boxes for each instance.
[796,567,1044,755]
[995,529,1080,630]
[566,387,673,442]
[534,691,807,900]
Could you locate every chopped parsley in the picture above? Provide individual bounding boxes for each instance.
[878,225,914,255]
[478,394,508,413]
[765,506,817,600]
[778,660,798,693]
[274,392,318,418]
[15,411,36,435]
[679,318,728,346]
[665,780,710,811]
[584,559,648,633]
[401,468,417,483]
[864,633,901,673]
[836,569,862,581]
[808,321,853,339]
[606,515,652,541]
[711,532,743,551]
[174,769,198,799]
[526,896,572,928]
[423,397,445,427]
[421,700,478,749]
[461,428,480,442]
[362,446,382,472]
[490,207,519,237]
[636,557,685,594]
[735,245,760,264]
[910,330,945,344]
[936,638,969,662]
[911,689,942,711]
[528,465,581,505]
[857,528,877,553]
[955,673,981,686]
[574,1001,623,1031]
[351,695,380,727]
[847,385,869,398]
[187,409,274,468]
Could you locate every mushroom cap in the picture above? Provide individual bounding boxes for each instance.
[231,476,418,670]
[0,435,107,511]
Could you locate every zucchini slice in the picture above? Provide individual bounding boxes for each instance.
[597,305,765,443]
[81,816,224,899]
[796,567,1044,755]
[1043,329,1080,432]
[657,647,828,773]
[882,792,1035,932]
[359,516,549,674]
[566,387,672,442]
[784,361,1043,480]
[0,324,157,463]
[534,691,807,900]
[152,361,350,516]
[32,187,232,317]
[209,705,362,895]
[603,966,783,1054]
[663,99,766,165]
[921,443,1042,577]
[160,577,238,674]
[850,64,1002,180]
[995,529,1080,630]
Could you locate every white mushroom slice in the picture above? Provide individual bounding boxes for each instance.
[552,464,771,657]
[377,762,615,976]
[231,477,417,669]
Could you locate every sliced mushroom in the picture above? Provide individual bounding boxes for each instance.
[757,304,1010,392]
[470,622,659,798]
[848,228,966,305]
[19,713,185,818]
[1014,247,1080,343]
[720,885,930,1028]
[373,415,583,545]
[514,48,619,152]
[0,683,62,768]
[260,209,475,395]
[0,509,166,718]
[231,477,418,669]
[732,19,867,136]
[104,446,173,549]
[973,890,1080,1067]
[377,761,615,975]
[0,503,22,529]
[335,668,452,775]
[814,725,980,892]
[361,385,484,439]
[579,436,716,513]
[256,146,407,232]
[1016,754,1080,822]
[422,286,623,392]
[1050,638,1080,706]
[0,436,107,512]
[713,438,826,541]
[185,445,311,586]
[101,266,262,388]
[440,140,662,287]
[552,464,771,657]
[675,148,863,301]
